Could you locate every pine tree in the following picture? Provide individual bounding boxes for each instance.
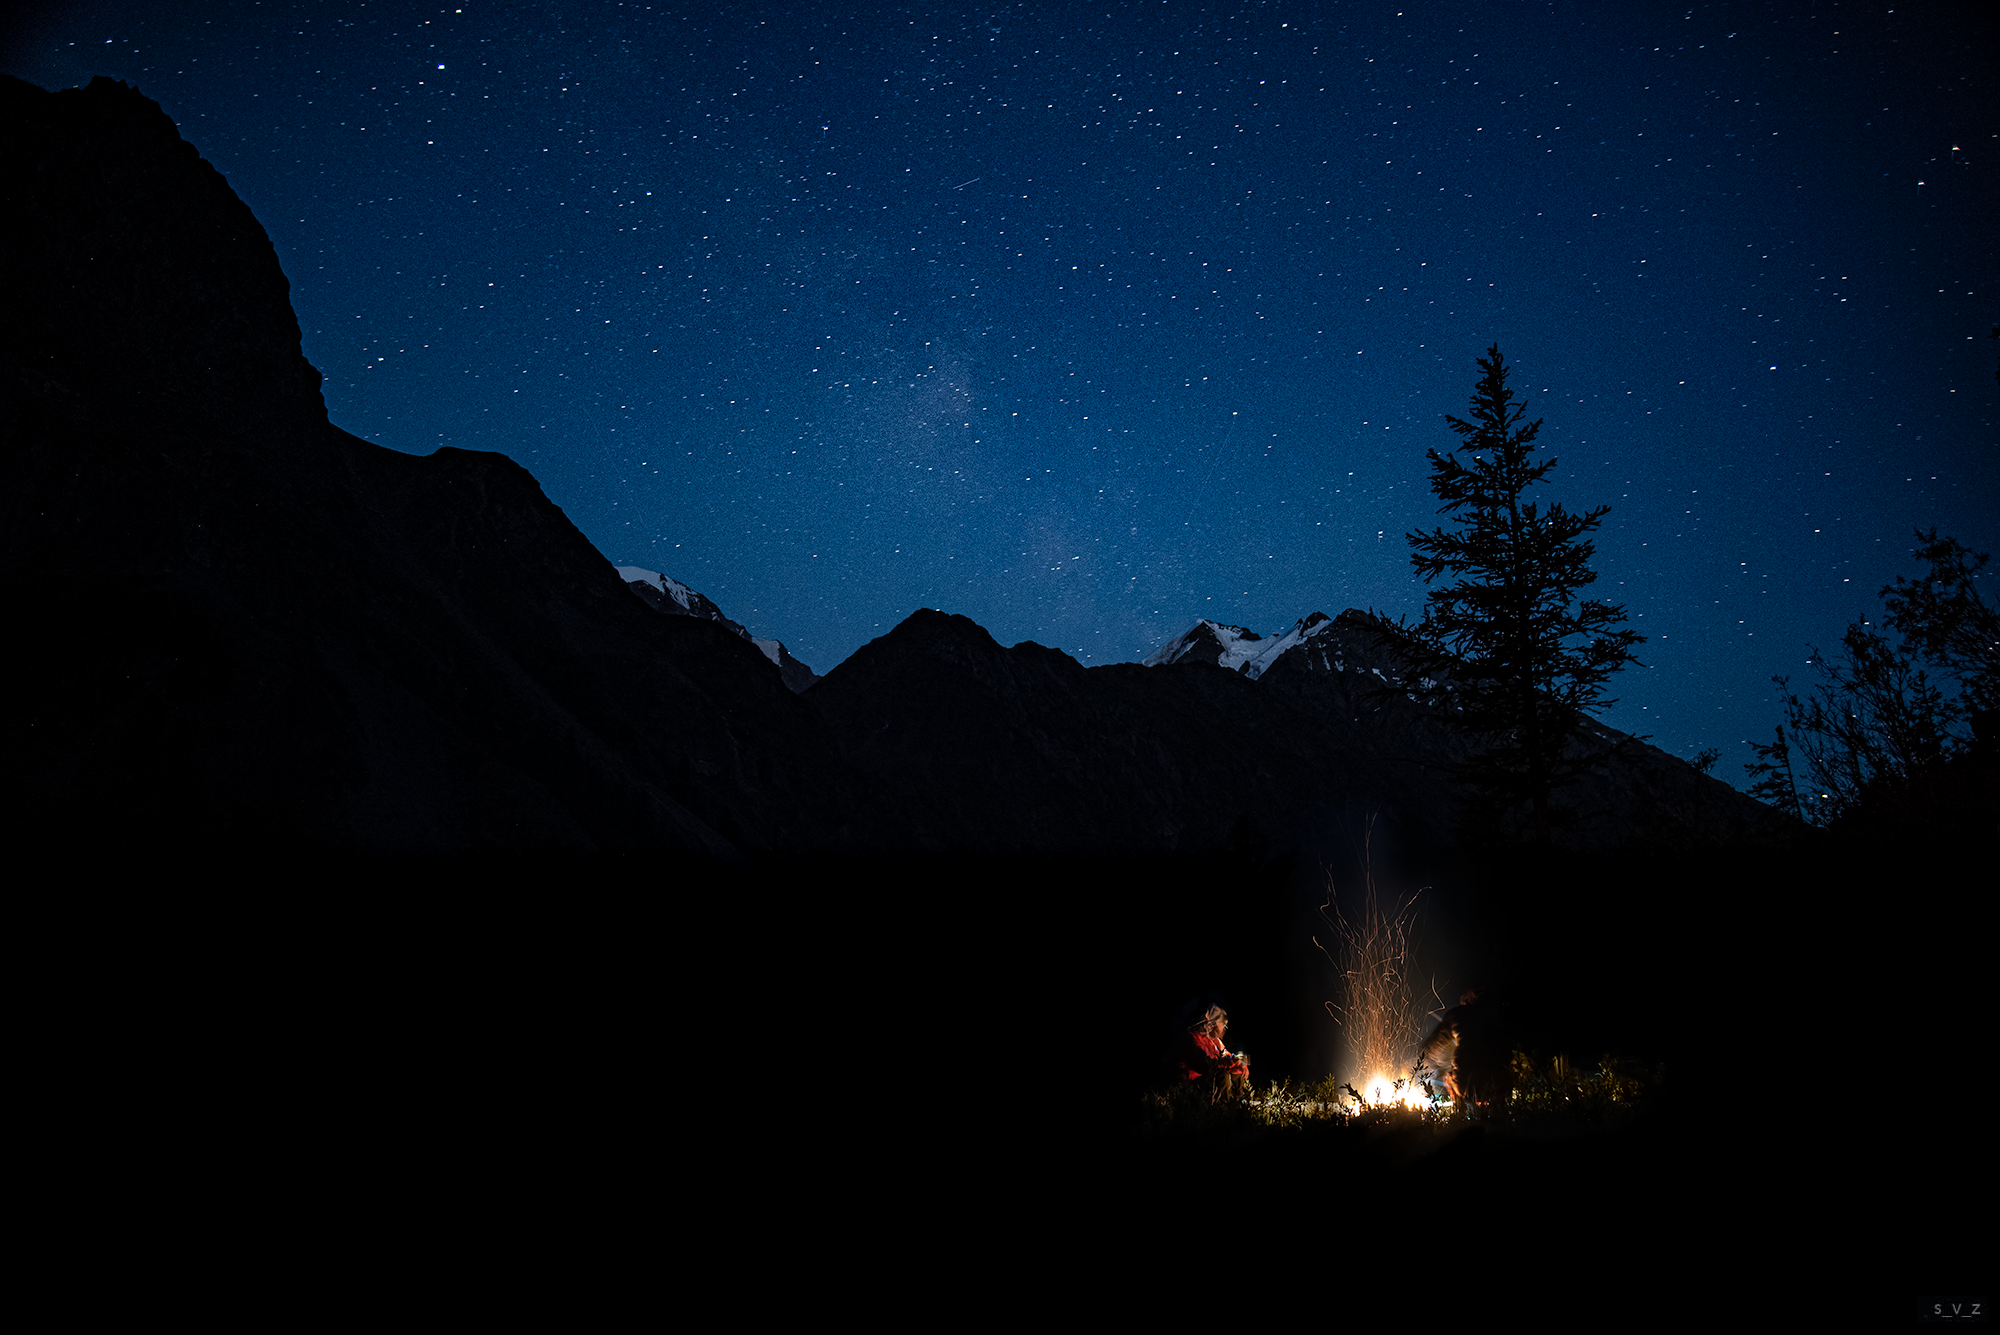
[1377,346,1644,845]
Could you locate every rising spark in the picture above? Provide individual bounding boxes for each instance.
[1315,846,1440,1110]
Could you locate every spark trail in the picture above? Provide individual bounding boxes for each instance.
[1317,858,1437,1109]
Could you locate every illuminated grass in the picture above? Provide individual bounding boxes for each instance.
[1139,1057,1662,1144]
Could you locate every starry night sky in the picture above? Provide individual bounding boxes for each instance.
[7,0,1995,781]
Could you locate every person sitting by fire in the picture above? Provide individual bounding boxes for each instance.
[1172,1000,1252,1101]
[1418,987,1509,1117]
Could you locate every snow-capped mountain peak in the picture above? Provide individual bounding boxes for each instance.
[1145,609,1410,681]
[1142,612,1350,679]
[1142,620,1264,672]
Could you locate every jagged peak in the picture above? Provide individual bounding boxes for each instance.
[1143,619,1262,670]
[1145,608,1402,680]
[3,74,327,434]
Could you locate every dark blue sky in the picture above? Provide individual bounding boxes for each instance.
[8,0,1995,781]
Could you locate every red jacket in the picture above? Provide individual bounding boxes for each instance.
[1180,1031,1250,1082]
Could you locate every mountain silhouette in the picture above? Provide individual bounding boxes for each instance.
[3,74,1791,859]
[3,75,849,856]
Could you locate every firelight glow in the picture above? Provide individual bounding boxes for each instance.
[1361,1073,1433,1111]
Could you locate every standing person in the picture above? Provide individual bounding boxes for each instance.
[1419,988,1509,1117]
[1171,1001,1252,1102]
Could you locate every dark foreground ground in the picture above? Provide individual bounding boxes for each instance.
[22,837,1983,1315]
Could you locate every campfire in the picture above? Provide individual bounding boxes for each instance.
[1318,858,1443,1113]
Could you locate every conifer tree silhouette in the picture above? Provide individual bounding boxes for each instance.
[1371,346,1643,845]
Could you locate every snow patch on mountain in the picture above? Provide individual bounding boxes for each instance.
[1144,612,1351,680]
[616,565,693,611]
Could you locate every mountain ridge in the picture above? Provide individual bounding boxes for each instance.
[3,73,1793,858]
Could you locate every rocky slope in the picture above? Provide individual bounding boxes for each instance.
[617,566,819,693]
